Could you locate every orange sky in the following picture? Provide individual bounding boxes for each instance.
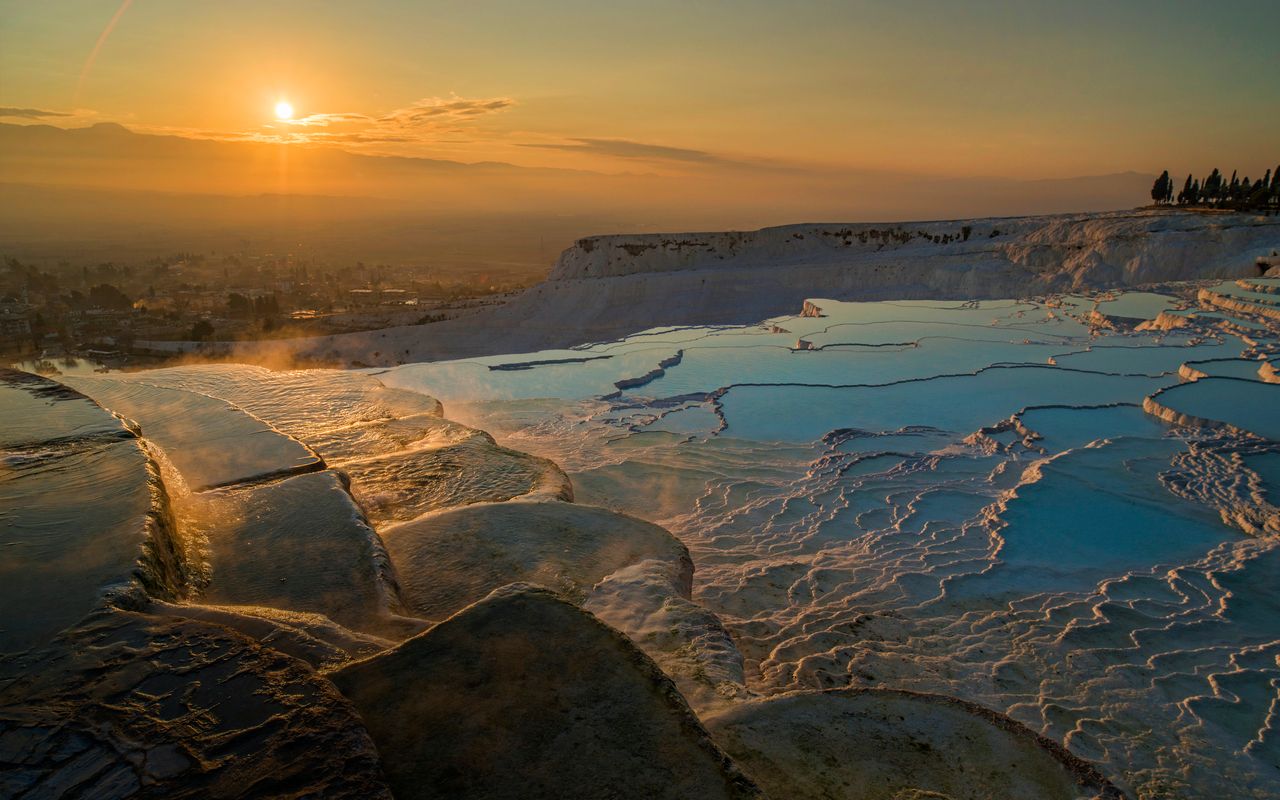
[2,1,1276,183]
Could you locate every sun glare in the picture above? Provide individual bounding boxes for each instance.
[274,100,294,120]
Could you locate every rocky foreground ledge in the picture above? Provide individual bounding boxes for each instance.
[222,208,1280,367]
[0,365,1123,799]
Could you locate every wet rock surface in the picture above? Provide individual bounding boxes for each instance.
[0,609,391,799]
[10,274,1280,799]
[375,285,1280,798]
[704,688,1123,800]
[335,428,572,526]
[65,376,323,491]
[220,209,1280,366]
[330,585,764,800]
[381,498,691,618]
[380,497,742,707]
[182,469,409,637]
[0,371,180,654]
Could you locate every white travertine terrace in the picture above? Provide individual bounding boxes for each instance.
[371,280,1280,799]
[215,208,1280,367]
[6,247,1280,797]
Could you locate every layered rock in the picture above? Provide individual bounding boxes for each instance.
[1143,377,1280,440]
[102,365,570,524]
[181,470,418,639]
[109,364,443,438]
[65,375,323,490]
[704,688,1124,800]
[0,371,186,654]
[0,608,391,799]
[223,209,1280,366]
[2,363,1140,798]
[332,426,572,526]
[381,499,691,617]
[330,585,763,800]
[379,498,744,707]
[65,370,423,639]
[2,366,762,795]
[1199,284,1280,322]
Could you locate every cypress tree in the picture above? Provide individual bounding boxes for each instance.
[1151,171,1171,205]
[1249,177,1267,205]
[1204,169,1222,204]
[1256,169,1273,208]
[1179,174,1194,205]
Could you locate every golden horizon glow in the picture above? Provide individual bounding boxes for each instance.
[0,2,1275,184]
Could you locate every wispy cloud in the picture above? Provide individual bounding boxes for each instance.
[276,96,516,145]
[379,97,515,127]
[521,137,732,165]
[7,98,782,175]
[1,106,104,128]
[516,137,807,174]
[116,97,516,158]
[76,0,133,103]
[280,112,373,128]
[0,107,76,120]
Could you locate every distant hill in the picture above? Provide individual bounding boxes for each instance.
[1,122,1154,270]
[225,208,1280,366]
[0,122,619,209]
[0,122,1150,216]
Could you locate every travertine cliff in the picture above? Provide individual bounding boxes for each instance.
[550,210,1276,287]
[232,209,1280,365]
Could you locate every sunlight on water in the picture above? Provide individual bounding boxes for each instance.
[0,372,173,652]
[377,292,1280,799]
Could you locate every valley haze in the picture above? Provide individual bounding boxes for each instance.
[0,121,1163,271]
[211,207,1280,367]
[4,2,1280,799]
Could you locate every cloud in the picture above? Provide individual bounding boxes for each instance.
[0,107,75,120]
[523,137,724,164]
[294,132,420,145]
[1,97,517,160]
[380,97,515,128]
[266,96,516,153]
[520,137,757,168]
[280,96,514,132]
[282,112,374,128]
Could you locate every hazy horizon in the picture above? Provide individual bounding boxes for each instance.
[2,1,1277,272]
[0,120,1178,272]
[4,8,1280,800]
[4,2,1277,172]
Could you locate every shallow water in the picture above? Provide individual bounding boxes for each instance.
[1151,377,1280,439]
[1092,291,1182,318]
[5,356,113,378]
[379,292,1280,799]
[64,375,323,490]
[0,372,164,652]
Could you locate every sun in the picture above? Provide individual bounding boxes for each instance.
[274,100,294,120]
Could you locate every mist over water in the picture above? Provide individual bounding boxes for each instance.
[4,2,1277,794]
[376,290,1280,798]
[7,285,1277,797]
